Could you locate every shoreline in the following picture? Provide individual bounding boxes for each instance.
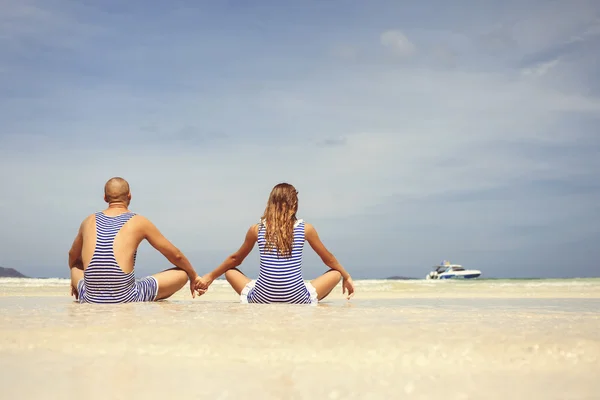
[2,278,600,299]
[2,276,600,280]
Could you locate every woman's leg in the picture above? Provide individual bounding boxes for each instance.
[310,269,342,300]
[225,268,252,295]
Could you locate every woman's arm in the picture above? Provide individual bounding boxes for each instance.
[305,223,351,278]
[305,223,354,298]
[201,224,258,285]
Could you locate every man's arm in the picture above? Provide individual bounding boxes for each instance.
[202,225,258,284]
[68,220,86,270]
[141,217,199,281]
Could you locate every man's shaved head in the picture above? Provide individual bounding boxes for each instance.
[104,177,131,204]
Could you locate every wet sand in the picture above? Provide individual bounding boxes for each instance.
[1,278,599,399]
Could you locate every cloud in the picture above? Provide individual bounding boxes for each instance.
[380,30,415,57]
[0,1,107,53]
[0,0,599,279]
[521,58,560,76]
[505,1,599,53]
[318,137,347,147]
[567,17,600,43]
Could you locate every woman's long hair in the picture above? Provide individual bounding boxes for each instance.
[261,183,298,258]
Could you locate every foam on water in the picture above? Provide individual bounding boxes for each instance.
[3,277,599,289]
[0,277,69,287]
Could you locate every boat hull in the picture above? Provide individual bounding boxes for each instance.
[438,273,481,279]
[426,270,482,280]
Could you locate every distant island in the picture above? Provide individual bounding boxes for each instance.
[0,266,28,278]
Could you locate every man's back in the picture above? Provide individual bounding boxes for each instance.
[77,210,158,303]
[68,177,206,303]
[80,209,147,275]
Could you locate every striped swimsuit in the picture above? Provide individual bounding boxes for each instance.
[244,219,316,304]
[77,212,158,304]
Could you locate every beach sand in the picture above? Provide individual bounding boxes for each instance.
[1,278,599,399]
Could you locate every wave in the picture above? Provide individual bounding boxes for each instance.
[0,278,70,287]
[1,277,599,290]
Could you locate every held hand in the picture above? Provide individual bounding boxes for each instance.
[198,274,214,290]
[189,275,212,298]
[342,276,355,300]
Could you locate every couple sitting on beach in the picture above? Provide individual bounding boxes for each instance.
[68,177,355,305]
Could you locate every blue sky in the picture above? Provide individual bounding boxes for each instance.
[1,0,599,279]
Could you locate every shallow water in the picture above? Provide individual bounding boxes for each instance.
[1,278,599,399]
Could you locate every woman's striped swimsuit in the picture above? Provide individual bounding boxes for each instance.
[77,212,158,304]
[245,219,316,304]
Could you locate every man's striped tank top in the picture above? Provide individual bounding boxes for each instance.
[79,212,156,304]
[246,219,312,304]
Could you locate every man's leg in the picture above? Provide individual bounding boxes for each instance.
[310,269,342,300]
[70,267,84,300]
[225,268,252,295]
[152,267,188,301]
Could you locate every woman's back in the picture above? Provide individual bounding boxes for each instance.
[247,219,312,304]
[203,182,354,304]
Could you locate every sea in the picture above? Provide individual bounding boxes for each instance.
[1,277,599,399]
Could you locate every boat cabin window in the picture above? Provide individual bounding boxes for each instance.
[435,266,465,272]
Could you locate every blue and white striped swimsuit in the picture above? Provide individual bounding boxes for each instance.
[77,212,158,304]
[246,219,315,304]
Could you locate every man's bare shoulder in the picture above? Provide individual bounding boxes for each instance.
[131,213,151,224]
[80,213,95,227]
[129,214,155,232]
[129,214,163,240]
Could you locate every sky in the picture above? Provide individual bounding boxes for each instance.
[1,0,599,279]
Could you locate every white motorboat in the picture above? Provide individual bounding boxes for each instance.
[425,260,481,280]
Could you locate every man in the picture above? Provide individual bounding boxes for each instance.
[68,177,206,303]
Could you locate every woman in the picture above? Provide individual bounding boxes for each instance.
[199,183,354,304]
